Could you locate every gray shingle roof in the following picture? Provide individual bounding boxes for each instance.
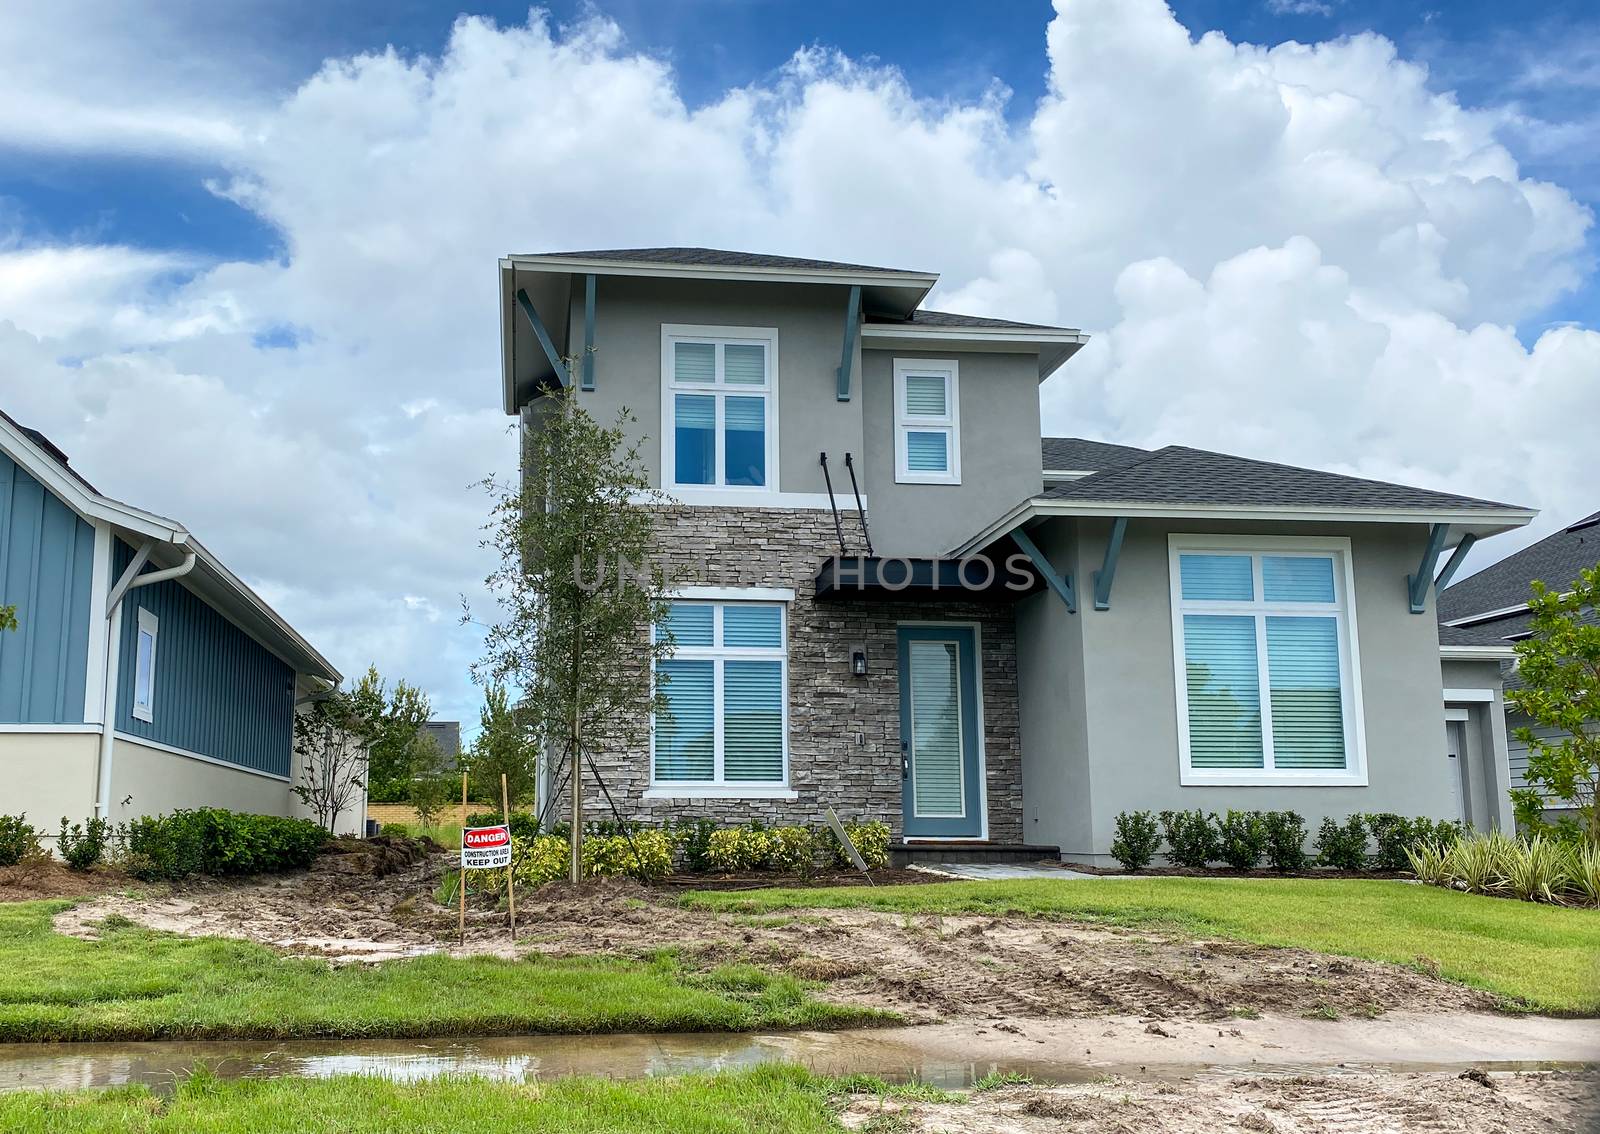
[531,247,929,275]
[1438,617,1531,648]
[1438,509,1600,621]
[1039,445,1528,513]
[1041,437,1151,473]
[869,309,1078,332]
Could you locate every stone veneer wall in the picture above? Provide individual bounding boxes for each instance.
[550,505,1023,842]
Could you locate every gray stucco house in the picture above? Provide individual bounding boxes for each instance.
[500,248,1534,864]
[1439,509,1600,824]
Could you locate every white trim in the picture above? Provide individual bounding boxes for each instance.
[670,585,796,603]
[897,619,989,841]
[111,731,292,783]
[0,723,102,734]
[651,598,789,791]
[660,324,779,494]
[1443,687,1495,702]
[862,325,1086,347]
[83,522,111,722]
[642,787,798,801]
[131,607,158,723]
[502,254,938,294]
[647,490,862,511]
[1168,535,1368,788]
[1442,603,1535,627]
[1444,706,1471,722]
[1439,644,1518,660]
[1042,470,1094,482]
[951,498,1538,557]
[893,358,961,485]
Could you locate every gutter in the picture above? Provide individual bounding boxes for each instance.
[93,539,198,820]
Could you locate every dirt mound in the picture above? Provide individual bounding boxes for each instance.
[0,860,123,903]
[318,835,440,878]
[840,1070,1600,1134]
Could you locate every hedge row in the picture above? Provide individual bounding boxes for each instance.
[0,809,328,880]
[1110,809,1466,873]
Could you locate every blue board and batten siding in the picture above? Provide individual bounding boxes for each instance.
[0,451,95,723]
[113,541,295,778]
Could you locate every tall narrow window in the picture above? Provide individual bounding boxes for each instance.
[663,327,777,490]
[893,358,960,484]
[653,601,787,787]
[132,607,159,723]
[1169,538,1364,785]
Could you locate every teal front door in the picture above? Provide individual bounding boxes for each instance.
[898,625,983,838]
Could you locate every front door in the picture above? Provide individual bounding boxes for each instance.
[898,625,983,838]
[1444,719,1469,824]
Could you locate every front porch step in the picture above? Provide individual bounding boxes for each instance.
[889,841,1059,868]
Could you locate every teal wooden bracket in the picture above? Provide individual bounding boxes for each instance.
[1012,527,1076,613]
[1092,517,1127,610]
[580,274,596,391]
[835,285,860,402]
[1433,532,1477,595]
[1408,522,1450,614]
[514,287,569,387]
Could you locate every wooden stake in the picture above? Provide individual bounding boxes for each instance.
[501,772,516,942]
[458,771,468,947]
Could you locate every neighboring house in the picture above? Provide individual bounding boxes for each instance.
[499,247,1534,864]
[1438,509,1600,823]
[420,720,462,762]
[0,411,354,835]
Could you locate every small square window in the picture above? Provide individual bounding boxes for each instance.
[894,360,960,484]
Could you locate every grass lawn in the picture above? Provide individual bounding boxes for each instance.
[0,902,886,1042]
[0,1066,853,1134]
[686,877,1600,1015]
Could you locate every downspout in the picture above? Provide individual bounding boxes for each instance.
[93,540,198,820]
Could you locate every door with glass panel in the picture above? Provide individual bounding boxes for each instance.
[898,626,982,838]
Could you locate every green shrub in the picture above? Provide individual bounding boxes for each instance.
[824,819,891,871]
[378,822,409,837]
[1261,811,1308,872]
[123,809,327,881]
[1315,815,1368,870]
[583,830,672,882]
[1109,811,1161,871]
[57,817,110,871]
[1214,810,1267,870]
[515,835,570,886]
[670,818,717,873]
[0,814,41,867]
[764,826,815,875]
[1159,809,1217,869]
[706,826,775,872]
[1363,813,1410,871]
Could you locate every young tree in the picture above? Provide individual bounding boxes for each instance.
[350,666,434,803]
[407,733,454,830]
[472,384,673,882]
[1508,563,1600,844]
[293,689,371,832]
[466,684,537,808]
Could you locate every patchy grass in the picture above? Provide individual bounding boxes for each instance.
[0,902,887,1042]
[685,877,1600,1015]
[0,1065,845,1134]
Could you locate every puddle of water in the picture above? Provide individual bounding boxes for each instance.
[0,1031,1589,1095]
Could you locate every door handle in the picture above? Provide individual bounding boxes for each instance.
[901,740,910,779]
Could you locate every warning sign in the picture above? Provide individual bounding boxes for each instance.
[461,824,512,870]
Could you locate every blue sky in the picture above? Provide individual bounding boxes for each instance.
[3,0,1597,727]
[4,0,1597,338]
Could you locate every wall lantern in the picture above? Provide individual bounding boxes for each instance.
[850,644,869,677]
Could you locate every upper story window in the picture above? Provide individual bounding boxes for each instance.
[662,325,778,491]
[1168,536,1366,787]
[893,358,960,484]
[133,607,159,722]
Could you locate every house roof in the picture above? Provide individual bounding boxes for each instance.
[1041,437,1151,474]
[0,410,340,684]
[951,440,1536,557]
[532,247,930,276]
[869,309,1076,332]
[1438,508,1600,623]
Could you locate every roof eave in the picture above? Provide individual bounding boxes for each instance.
[1440,644,1518,660]
[860,325,1089,380]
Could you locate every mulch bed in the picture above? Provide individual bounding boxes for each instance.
[0,859,125,902]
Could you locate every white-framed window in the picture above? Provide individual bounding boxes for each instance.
[661,324,778,491]
[132,607,159,723]
[1168,535,1366,787]
[652,600,788,789]
[893,358,960,484]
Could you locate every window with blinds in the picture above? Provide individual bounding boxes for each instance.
[663,328,776,490]
[1170,541,1362,784]
[652,601,787,787]
[893,359,961,484]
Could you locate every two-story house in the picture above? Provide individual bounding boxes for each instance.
[499,248,1534,864]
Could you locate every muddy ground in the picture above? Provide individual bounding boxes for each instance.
[54,846,1496,1023]
[837,1070,1599,1134]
